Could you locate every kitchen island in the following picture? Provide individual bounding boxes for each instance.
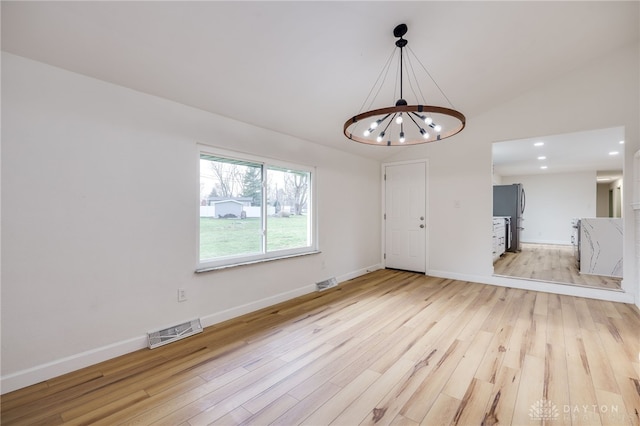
[579,218,623,278]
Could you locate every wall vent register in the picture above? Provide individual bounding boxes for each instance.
[316,277,338,292]
[147,318,203,349]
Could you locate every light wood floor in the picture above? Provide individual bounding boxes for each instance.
[2,269,639,425]
[494,243,623,290]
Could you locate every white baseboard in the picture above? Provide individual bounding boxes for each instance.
[427,269,635,304]
[0,264,382,395]
[337,263,384,283]
[0,336,147,395]
[522,239,571,246]
[7,263,629,394]
[199,283,317,328]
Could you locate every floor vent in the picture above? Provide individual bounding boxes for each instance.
[316,277,338,292]
[147,318,203,349]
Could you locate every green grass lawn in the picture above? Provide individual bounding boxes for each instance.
[200,215,309,260]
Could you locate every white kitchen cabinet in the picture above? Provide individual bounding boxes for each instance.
[492,217,507,262]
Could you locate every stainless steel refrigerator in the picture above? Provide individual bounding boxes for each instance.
[493,184,525,252]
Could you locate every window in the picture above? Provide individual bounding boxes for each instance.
[198,148,316,270]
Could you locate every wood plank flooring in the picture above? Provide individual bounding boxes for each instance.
[493,243,622,290]
[2,269,639,425]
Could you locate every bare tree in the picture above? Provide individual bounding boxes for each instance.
[284,172,309,215]
[209,161,245,198]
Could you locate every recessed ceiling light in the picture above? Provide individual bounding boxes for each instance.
[540,166,548,170]
[609,151,619,156]
[537,156,546,160]
[534,142,544,147]
[619,140,625,144]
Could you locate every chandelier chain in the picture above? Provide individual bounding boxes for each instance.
[407,45,457,109]
[393,51,400,103]
[358,47,396,114]
[405,53,427,105]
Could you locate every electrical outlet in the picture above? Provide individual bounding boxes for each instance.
[177,288,187,302]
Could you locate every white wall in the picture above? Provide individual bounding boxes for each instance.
[0,53,382,392]
[3,41,640,394]
[501,172,595,245]
[597,183,610,217]
[597,178,624,218]
[612,178,624,218]
[388,42,639,306]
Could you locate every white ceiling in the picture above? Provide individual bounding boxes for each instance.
[2,1,639,161]
[492,127,625,180]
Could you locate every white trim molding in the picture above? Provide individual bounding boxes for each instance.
[0,263,381,394]
[428,269,635,304]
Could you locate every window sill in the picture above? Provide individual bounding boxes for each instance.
[195,250,322,273]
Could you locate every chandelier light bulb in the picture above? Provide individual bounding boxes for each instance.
[370,121,379,129]
[420,129,429,139]
[396,114,403,124]
[424,116,433,125]
[376,132,385,143]
[434,124,442,132]
[399,131,406,143]
[364,129,371,136]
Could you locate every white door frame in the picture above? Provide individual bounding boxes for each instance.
[381,159,429,273]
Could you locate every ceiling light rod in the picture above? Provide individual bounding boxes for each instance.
[344,23,465,146]
[396,24,408,109]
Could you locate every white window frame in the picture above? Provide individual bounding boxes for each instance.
[197,145,318,272]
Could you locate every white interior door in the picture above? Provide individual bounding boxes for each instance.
[384,162,427,273]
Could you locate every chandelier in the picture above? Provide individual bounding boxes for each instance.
[343,24,465,146]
